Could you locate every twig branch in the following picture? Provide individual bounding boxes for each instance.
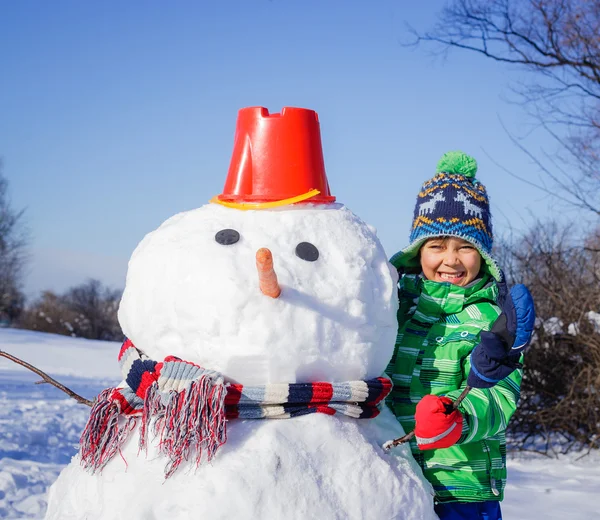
[383,386,472,451]
[0,350,93,407]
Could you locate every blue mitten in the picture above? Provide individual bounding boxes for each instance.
[467,282,535,389]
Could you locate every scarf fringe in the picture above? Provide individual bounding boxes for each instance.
[140,375,228,478]
[79,388,136,473]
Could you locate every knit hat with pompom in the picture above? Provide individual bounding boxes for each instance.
[390,151,501,281]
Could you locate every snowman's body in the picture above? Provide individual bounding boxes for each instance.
[46,203,437,519]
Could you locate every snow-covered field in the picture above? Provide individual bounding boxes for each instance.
[1,328,598,519]
[0,329,119,519]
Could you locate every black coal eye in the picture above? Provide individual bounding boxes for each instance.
[215,229,240,245]
[295,242,319,262]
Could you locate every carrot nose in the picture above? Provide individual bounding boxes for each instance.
[256,248,281,298]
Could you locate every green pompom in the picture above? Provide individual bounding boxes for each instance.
[436,151,478,178]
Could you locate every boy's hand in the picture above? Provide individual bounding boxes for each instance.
[414,395,463,450]
[467,283,535,389]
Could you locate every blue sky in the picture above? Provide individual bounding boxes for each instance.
[1,1,566,297]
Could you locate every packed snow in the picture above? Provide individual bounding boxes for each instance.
[2,329,600,519]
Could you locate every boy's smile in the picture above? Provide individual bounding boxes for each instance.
[419,237,482,287]
[438,271,467,283]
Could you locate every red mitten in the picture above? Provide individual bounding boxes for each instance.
[414,394,463,450]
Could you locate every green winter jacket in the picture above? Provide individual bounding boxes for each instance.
[385,273,522,503]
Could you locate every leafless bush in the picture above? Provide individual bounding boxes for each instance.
[501,221,600,454]
[19,279,123,341]
[19,291,78,336]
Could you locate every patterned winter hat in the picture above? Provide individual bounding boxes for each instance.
[390,151,501,281]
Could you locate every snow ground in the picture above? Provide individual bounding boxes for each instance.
[1,329,599,519]
[503,451,600,520]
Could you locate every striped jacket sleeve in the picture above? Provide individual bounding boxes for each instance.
[446,354,523,445]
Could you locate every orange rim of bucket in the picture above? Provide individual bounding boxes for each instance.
[210,189,321,210]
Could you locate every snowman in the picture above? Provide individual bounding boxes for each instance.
[45,107,437,520]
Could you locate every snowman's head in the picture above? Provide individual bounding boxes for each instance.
[118,203,398,384]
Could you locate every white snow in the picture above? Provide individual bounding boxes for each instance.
[586,311,600,333]
[503,451,600,519]
[48,412,436,520]
[541,316,564,335]
[0,328,119,380]
[0,330,119,519]
[2,329,600,519]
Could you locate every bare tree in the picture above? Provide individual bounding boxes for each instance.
[412,0,600,216]
[0,159,27,324]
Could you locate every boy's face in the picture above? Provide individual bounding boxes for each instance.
[419,237,482,286]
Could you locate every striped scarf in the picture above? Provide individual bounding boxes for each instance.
[80,339,392,479]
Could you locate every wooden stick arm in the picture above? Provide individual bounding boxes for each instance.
[0,349,93,407]
[382,386,471,452]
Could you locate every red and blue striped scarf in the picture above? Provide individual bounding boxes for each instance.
[80,339,392,478]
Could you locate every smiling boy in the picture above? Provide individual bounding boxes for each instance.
[386,152,522,520]
[419,237,481,286]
